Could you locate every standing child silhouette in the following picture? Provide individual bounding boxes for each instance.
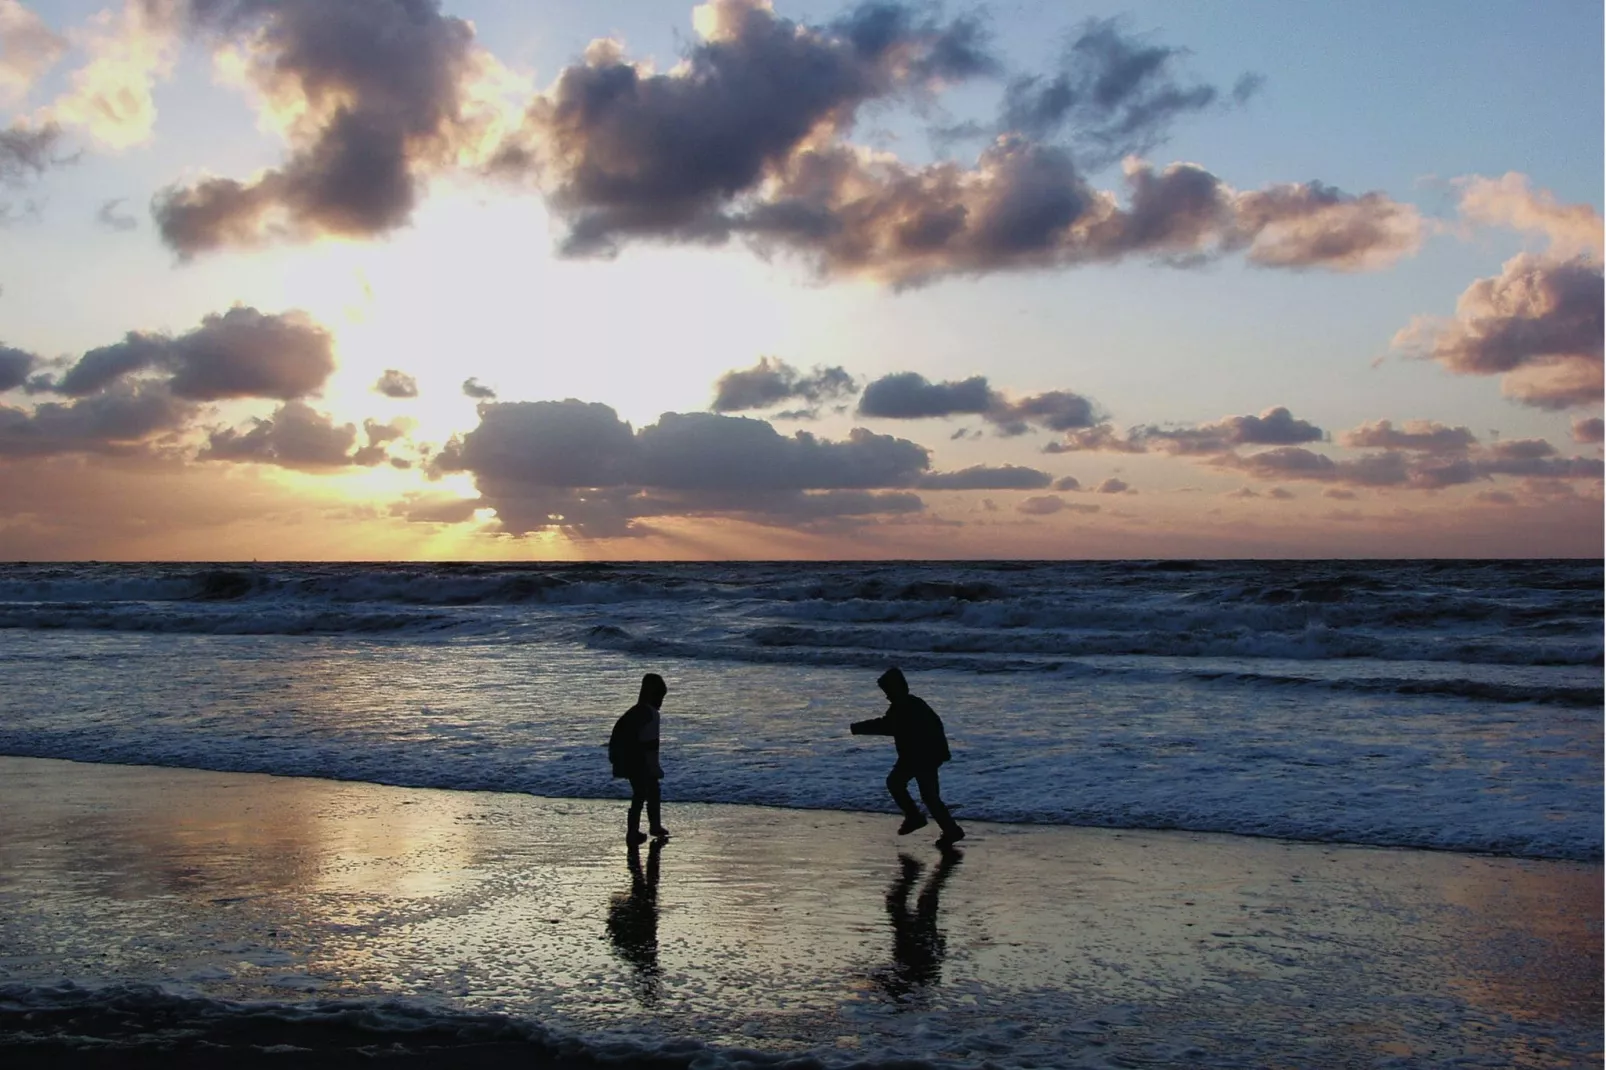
[609,673,671,845]
[851,667,965,846]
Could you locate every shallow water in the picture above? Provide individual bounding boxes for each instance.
[1,758,1599,1068]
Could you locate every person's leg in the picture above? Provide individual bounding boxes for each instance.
[627,776,650,843]
[645,778,668,838]
[886,761,926,833]
[914,766,963,841]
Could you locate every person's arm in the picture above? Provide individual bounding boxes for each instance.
[851,705,898,735]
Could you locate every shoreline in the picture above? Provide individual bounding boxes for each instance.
[2,756,1600,1067]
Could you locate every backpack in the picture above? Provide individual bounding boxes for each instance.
[607,706,639,778]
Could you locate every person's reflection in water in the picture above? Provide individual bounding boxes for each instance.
[605,839,662,1005]
[873,846,963,1002]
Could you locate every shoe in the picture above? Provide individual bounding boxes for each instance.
[897,815,928,835]
[935,826,966,847]
[626,830,648,845]
[650,827,671,841]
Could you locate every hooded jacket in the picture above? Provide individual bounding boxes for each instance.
[851,693,952,768]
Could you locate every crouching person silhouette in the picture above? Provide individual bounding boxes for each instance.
[851,667,965,846]
[610,673,671,845]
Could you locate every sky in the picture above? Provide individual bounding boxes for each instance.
[0,0,1600,560]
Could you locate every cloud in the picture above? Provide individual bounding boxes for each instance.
[1228,179,1425,271]
[0,0,67,103]
[1141,405,1323,454]
[858,371,1098,434]
[1051,475,1080,491]
[859,371,991,418]
[916,464,1052,490]
[0,122,65,185]
[1043,422,1146,453]
[94,197,138,231]
[1458,173,1603,260]
[1045,405,1322,454]
[497,3,1413,286]
[1339,419,1477,453]
[153,0,518,256]
[1393,252,1603,410]
[461,376,496,399]
[1016,494,1099,516]
[1572,417,1604,445]
[432,399,935,536]
[54,307,335,400]
[501,0,997,256]
[710,356,856,414]
[0,342,36,390]
[741,148,1422,286]
[44,0,178,149]
[0,379,196,457]
[374,368,419,398]
[1095,477,1130,493]
[1218,441,1602,490]
[199,400,398,470]
[1322,487,1355,500]
[989,18,1258,166]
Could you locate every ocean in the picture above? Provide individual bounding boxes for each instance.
[1,558,1601,1067]
[0,559,1600,861]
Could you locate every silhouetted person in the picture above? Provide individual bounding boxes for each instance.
[873,847,962,1000]
[609,672,670,845]
[851,667,965,845]
[605,839,662,1005]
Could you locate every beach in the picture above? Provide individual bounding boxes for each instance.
[1,756,1599,1068]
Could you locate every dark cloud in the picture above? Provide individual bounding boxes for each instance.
[858,371,1098,434]
[462,377,496,399]
[916,464,1051,490]
[988,390,1098,435]
[0,123,65,186]
[0,344,38,391]
[95,198,139,232]
[1095,477,1130,493]
[1046,406,1321,454]
[859,371,991,418]
[1051,475,1080,491]
[199,400,388,470]
[745,146,1421,286]
[505,0,999,256]
[1340,419,1477,453]
[55,307,335,400]
[1217,441,1602,490]
[1573,417,1604,445]
[995,18,1256,166]
[1220,446,1411,487]
[374,368,419,398]
[154,0,499,256]
[432,399,934,536]
[1395,253,1603,410]
[1142,406,1323,454]
[710,356,856,414]
[635,413,928,491]
[0,380,196,457]
[436,399,638,489]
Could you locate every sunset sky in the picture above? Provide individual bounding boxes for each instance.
[1,0,1600,559]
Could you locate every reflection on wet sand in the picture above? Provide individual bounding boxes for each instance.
[1,757,1599,1068]
[605,840,663,1005]
[872,848,961,1002]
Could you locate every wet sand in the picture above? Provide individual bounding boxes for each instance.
[0,756,1599,1068]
